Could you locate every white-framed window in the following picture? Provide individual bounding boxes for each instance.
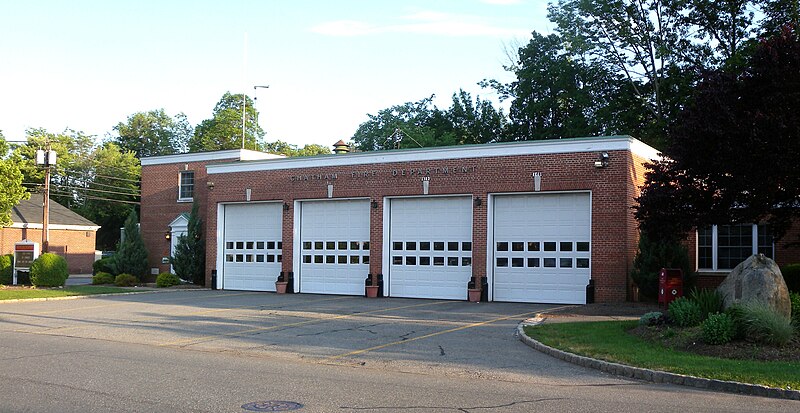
[178,171,194,201]
[697,224,774,271]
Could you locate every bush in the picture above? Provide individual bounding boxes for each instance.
[156,272,181,288]
[688,287,724,321]
[92,272,115,285]
[30,253,69,287]
[782,264,800,293]
[724,305,747,339]
[630,235,694,299]
[668,297,702,327]
[739,301,794,346]
[701,312,736,345]
[0,254,13,285]
[92,257,117,276]
[789,292,800,330]
[639,311,665,326]
[114,273,138,287]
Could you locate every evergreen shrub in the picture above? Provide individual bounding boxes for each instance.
[630,235,694,298]
[114,273,138,287]
[92,272,115,285]
[0,254,12,284]
[156,272,181,288]
[30,253,69,287]
[93,257,117,276]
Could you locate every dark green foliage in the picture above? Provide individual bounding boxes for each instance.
[688,288,724,321]
[701,312,736,345]
[92,272,115,285]
[171,201,205,285]
[30,253,69,287]
[639,311,665,326]
[724,305,747,339]
[0,254,12,285]
[92,257,117,276]
[189,92,264,151]
[114,273,138,287]
[789,292,800,329]
[668,297,702,327]
[115,210,148,278]
[739,301,794,346]
[630,234,694,298]
[156,272,181,288]
[781,264,800,293]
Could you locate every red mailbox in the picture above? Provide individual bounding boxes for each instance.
[658,268,683,307]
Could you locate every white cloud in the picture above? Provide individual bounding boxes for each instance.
[310,11,529,38]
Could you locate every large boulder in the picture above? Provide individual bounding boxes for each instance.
[717,254,791,319]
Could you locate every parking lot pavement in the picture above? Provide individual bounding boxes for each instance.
[65,274,93,286]
[0,290,613,384]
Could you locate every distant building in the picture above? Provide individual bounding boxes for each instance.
[0,193,100,274]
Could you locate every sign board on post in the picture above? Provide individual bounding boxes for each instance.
[13,241,40,285]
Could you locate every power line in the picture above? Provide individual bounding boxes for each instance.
[49,190,140,205]
[23,182,140,196]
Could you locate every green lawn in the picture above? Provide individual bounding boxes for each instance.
[524,321,800,389]
[0,285,134,300]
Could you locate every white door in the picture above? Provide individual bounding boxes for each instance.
[298,199,370,295]
[388,196,472,299]
[492,193,591,304]
[222,203,283,291]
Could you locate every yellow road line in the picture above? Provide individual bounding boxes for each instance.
[159,300,452,347]
[325,305,574,362]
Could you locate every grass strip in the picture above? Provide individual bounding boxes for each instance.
[0,285,134,300]
[524,321,800,390]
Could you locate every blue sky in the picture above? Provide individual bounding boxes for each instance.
[0,0,550,148]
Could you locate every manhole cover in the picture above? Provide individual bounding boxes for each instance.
[241,401,304,412]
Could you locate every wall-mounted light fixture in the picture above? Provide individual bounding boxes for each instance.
[474,196,482,207]
[594,152,609,168]
[206,181,215,190]
[422,177,430,195]
[283,202,290,211]
[164,232,171,240]
[371,200,378,209]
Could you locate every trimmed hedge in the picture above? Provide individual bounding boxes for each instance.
[156,272,181,288]
[0,254,12,285]
[92,272,115,285]
[114,273,138,287]
[30,253,69,287]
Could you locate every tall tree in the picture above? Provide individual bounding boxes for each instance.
[448,90,508,144]
[112,109,192,158]
[171,201,205,285]
[189,92,264,151]
[635,25,800,241]
[0,132,29,227]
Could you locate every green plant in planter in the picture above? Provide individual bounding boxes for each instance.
[30,253,69,287]
[668,297,702,327]
[701,312,735,344]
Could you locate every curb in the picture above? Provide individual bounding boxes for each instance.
[517,321,800,401]
[0,288,211,304]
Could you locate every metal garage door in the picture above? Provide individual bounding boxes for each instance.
[492,193,591,304]
[298,199,370,295]
[222,202,283,291]
[388,196,472,299]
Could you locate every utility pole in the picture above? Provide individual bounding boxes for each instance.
[253,85,269,138]
[35,144,56,253]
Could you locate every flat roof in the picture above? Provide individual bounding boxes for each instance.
[206,135,660,175]
[140,149,283,166]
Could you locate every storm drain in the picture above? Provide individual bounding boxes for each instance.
[241,401,304,411]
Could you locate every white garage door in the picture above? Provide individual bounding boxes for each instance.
[492,193,591,304]
[298,199,370,295]
[388,196,472,299]
[222,202,283,291]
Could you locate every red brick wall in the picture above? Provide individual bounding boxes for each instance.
[194,149,645,302]
[0,227,96,274]
[140,157,240,278]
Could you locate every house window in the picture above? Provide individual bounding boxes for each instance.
[179,171,194,201]
[697,224,773,271]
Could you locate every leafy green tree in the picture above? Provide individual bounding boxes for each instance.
[115,210,148,278]
[262,140,331,156]
[447,89,507,144]
[352,96,456,151]
[0,132,29,227]
[171,201,205,285]
[111,109,192,157]
[635,25,800,241]
[189,92,264,151]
